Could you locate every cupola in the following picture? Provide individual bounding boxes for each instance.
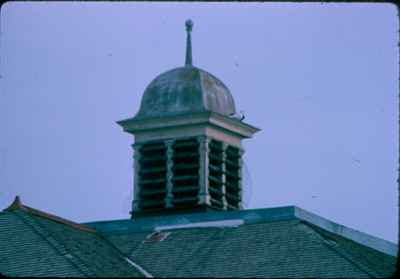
[118,20,260,217]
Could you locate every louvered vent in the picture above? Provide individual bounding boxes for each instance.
[171,138,200,208]
[138,142,167,211]
[225,146,241,210]
[133,137,243,216]
[208,140,224,210]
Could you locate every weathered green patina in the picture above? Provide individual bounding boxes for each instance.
[134,19,236,120]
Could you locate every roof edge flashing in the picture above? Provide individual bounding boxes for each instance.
[293,206,398,257]
[125,257,153,278]
[84,206,296,234]
[154,219,244,231]
[3,196,96,234]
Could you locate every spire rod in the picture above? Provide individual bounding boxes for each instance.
[185,19,193,67]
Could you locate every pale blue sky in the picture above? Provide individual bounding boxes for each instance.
[0,2,398,242]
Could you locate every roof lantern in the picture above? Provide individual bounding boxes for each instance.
[118,20,260,217]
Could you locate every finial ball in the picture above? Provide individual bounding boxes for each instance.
[185,19,193,32]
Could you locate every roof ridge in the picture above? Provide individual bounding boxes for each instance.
[12,208,95,277]
[300,221,381,278]
[4,196,96,233]
[293,206,397,256]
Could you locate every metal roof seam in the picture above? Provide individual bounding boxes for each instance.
[154,219,244,231]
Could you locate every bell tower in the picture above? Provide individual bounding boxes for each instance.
[117,20,260,218]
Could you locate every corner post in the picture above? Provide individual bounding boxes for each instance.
[221,142,228,210]
[197,135,211,206]
[237,148,245,210]
[165,139,175,208]
[131,143,142,217]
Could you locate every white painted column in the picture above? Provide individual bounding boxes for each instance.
[165,139,175,208]
[131,143,142,216]
[221,142,228,210]
[197,135,211,206]
[237,148,244,210]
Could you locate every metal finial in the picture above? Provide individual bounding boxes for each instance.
[185,19,193,67]
[5,195,24,211]
[185,19,193,32]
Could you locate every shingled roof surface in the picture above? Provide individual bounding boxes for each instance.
[0,198,144,278]
[0,198,397,278]
[87,207,397,278]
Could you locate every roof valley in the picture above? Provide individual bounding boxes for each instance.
[97,232,153,278]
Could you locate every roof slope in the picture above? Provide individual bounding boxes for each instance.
[0,197,145,278]
[308,223,396,277]
[0,210,84,277]
[88,206,396,278]
[1,198,396,278]
[104,220,393,278]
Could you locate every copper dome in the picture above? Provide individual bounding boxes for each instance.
[134,66,236,119]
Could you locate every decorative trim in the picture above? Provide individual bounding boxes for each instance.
[117,111,260,139]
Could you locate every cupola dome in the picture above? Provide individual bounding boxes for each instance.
[134,66,236,119]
